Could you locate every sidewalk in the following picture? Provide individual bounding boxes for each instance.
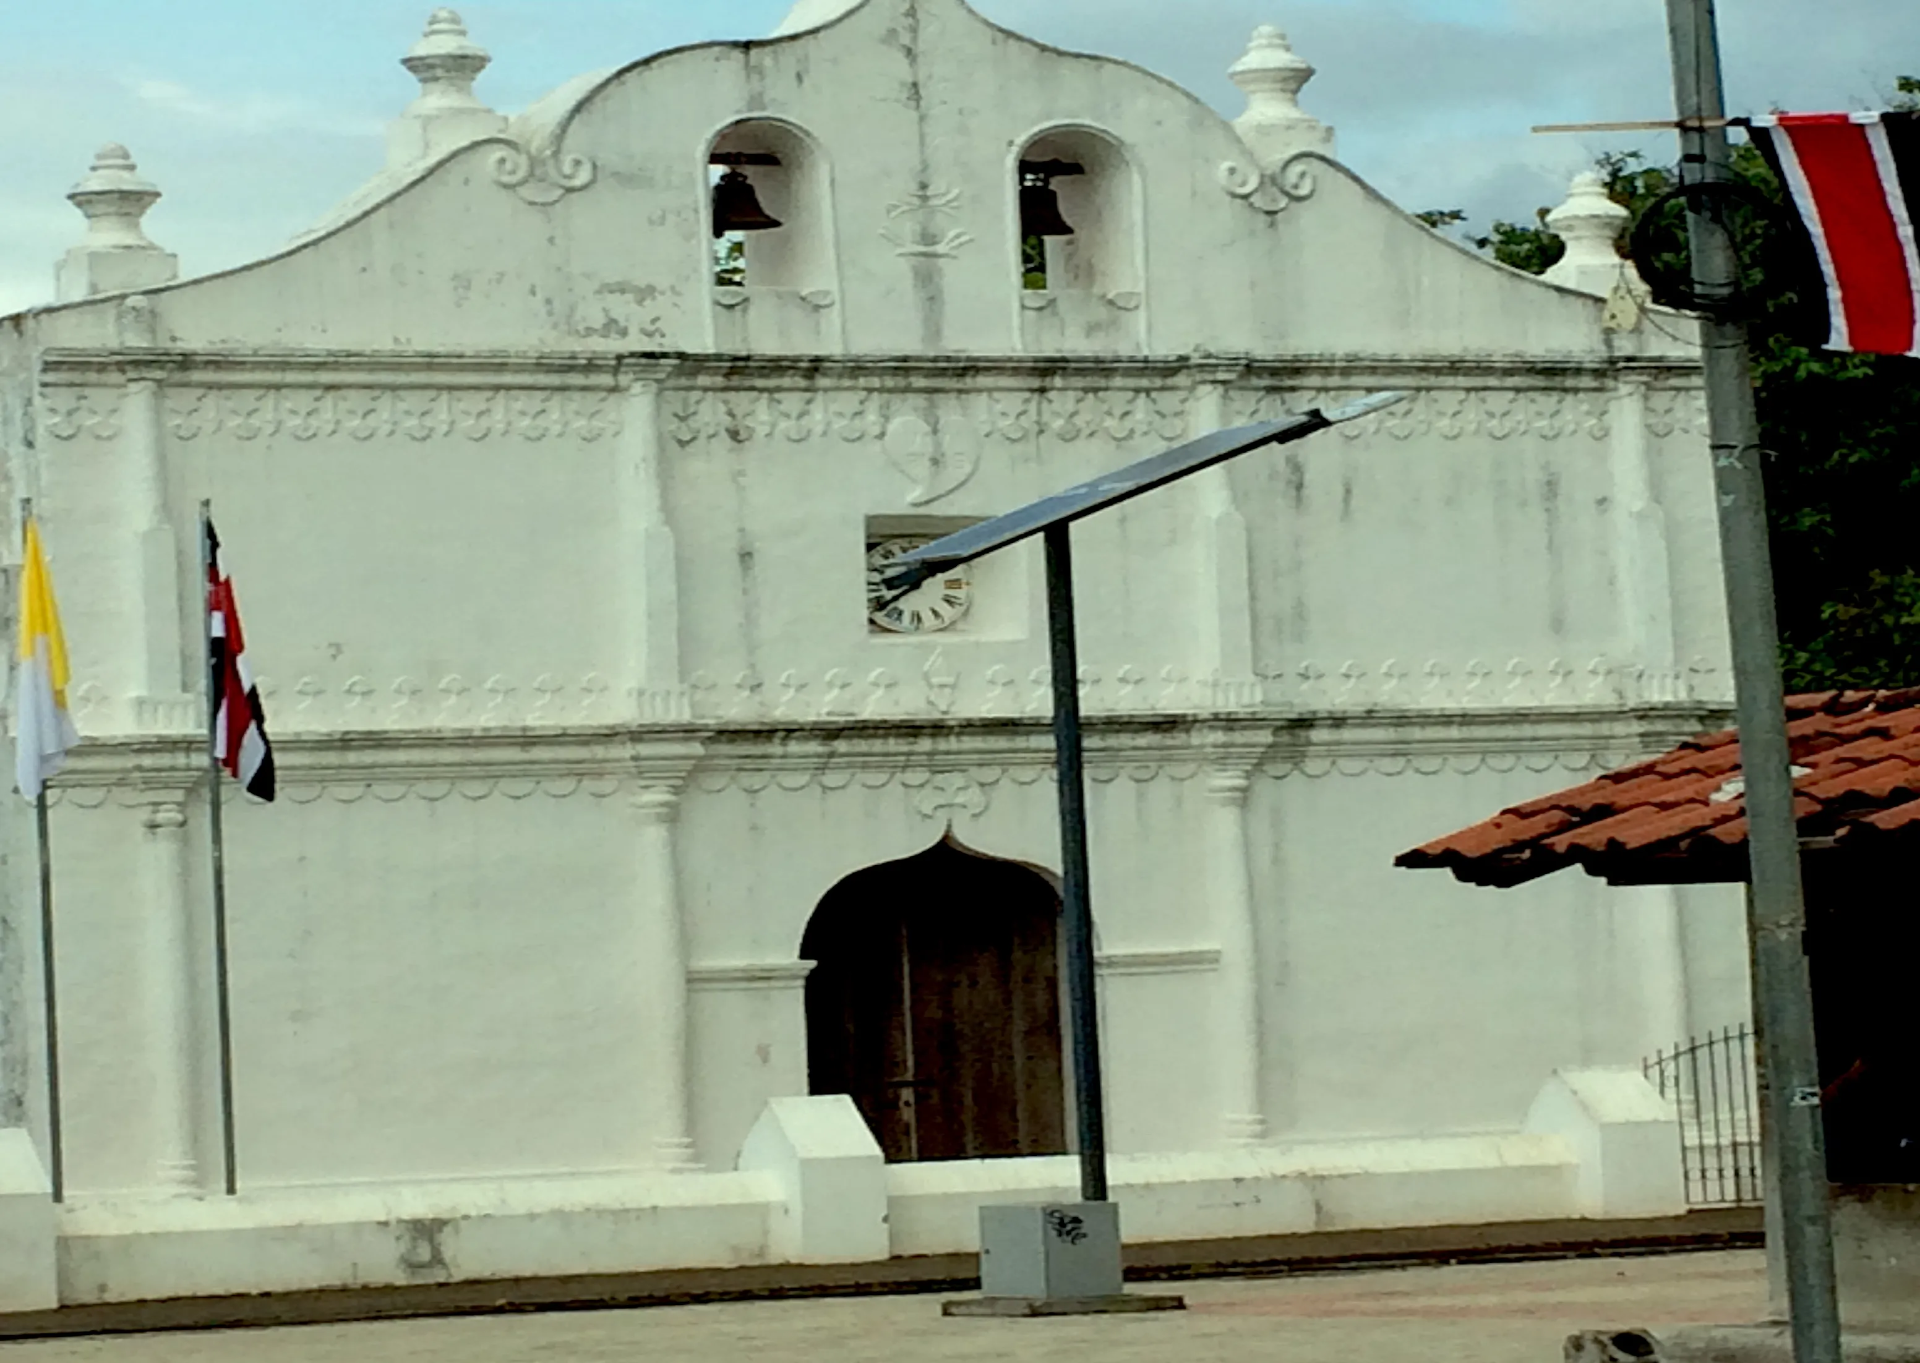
[0,1250,1766,1363]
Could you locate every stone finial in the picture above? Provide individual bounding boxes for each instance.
[1229,25,1335,167]
[404,8,491,97]
[68,144,160,247]
[387,8,506,170]
[1542,171,1647,299]
[55,145,179,302]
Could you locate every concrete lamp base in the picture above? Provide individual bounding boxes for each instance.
[942,1202,1186,1319]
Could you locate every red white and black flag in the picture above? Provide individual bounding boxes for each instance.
[207,522,275,802]
[1749,111,1920,356]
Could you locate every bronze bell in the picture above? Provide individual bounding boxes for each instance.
[711,168,782,238]
[1018,159,1083,238]
[1020,178,1075,238]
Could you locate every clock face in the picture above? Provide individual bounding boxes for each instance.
[866,537,973,634]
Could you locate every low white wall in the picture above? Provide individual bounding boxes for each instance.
[57,1171,776,1305]
[12,1069,1686,1310]
[0,1131,57,1311]
[883,1134,1580,1256]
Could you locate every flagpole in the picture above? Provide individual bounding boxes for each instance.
[200,500,239,1197]
[35,789,62,1204]
[20,498,65,1205]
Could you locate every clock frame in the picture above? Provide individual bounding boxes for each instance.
[866,536,974,634]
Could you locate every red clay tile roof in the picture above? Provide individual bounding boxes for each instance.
[1396,689,1920,887]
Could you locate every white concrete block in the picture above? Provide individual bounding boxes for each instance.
[738,1095,887,1264]
[0,1129,58,1312]
[1525,1068,1685,1218]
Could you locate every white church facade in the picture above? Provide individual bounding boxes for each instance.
[0,0,1752,1310]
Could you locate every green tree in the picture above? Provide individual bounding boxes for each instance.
[1430,125,1920,692]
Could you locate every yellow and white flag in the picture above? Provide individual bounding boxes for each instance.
[14,518,78,801]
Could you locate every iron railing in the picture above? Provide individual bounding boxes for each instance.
[1643,1024,1763,1207]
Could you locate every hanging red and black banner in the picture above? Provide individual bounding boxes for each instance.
[1749,111,1920,356]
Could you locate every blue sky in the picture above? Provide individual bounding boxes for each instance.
[2,0,1913,314]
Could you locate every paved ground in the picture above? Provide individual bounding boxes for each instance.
[0,1249,1766,1363]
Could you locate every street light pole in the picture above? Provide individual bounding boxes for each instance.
[1663,3,1841,1358]
[1043,524,1108,1204]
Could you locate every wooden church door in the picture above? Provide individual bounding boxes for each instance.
[802,838,1068,1162]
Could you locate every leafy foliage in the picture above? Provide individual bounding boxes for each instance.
[714,234,746,288]
[1022,234,1048,291]
[1435,130,1920,691]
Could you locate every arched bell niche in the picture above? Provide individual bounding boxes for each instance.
[706,118,842,351]
[800,833,1068,1163]
[1012,124,1144,353]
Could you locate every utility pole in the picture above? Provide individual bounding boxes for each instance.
[1663,3,1841,1359]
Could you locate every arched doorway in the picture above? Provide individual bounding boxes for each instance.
[801,836,1068,1162]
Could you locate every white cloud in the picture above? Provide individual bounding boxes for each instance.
[123,76,386,140]
[977,0,1920,232]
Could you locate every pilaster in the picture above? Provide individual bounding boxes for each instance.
[618,365,685,720]
[1633,883,1691,1058]
[1610,379,1679,691]
[1189,362,1256,702]
[631,734,705,1172]
[123,367,191,725]
[1197,724,1273,1146]
[135,792,200,1192]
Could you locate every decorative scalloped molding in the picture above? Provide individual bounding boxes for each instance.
[273,774,627,806]
[679,656,1732,723]
[1230,386,1636,444]
[36,704,1727,807]
[57,656,1729,736]
[660,385,1196,449]
[243,672,642,732]
[36,350,1700,388]
[107,388,626,445]
[35,382,1705,449]
[33,351,1704,456]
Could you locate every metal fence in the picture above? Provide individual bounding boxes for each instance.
[1643,1024,1763,1207]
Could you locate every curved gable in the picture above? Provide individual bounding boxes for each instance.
[34,0,1682,363]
